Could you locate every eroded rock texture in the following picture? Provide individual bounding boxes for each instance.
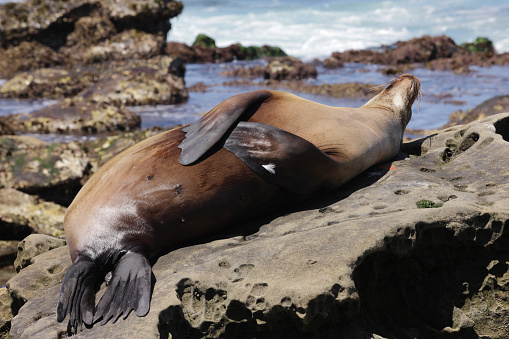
[5,113,509,338]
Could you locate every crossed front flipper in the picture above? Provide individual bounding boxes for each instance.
[57,251,152,333]
[178,90,344,198]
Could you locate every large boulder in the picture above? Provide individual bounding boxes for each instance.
[0,0,183,49]
[0,0,183,76]
[4,113,509,338]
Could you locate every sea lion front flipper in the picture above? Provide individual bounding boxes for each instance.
[178,90,272,165]
[93,252,152,325]
[224,121,344,198]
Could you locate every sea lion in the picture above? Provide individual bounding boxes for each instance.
[57,74,420,332]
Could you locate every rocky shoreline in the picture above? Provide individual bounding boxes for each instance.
[1,0,509,338]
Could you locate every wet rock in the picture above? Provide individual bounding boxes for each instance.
[14,234,66,273]
[221,57,317,81]
[7,113,509,338]
[165,34,286,63]
[461,37,495,54]
[0,99,141,135]
[324,35,509,72]
[0,188,66,239]
[0,41,63,79]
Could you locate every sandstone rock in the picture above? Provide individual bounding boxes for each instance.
[13,234,66,273]
[5,113,509,338]
[0,188,66,239]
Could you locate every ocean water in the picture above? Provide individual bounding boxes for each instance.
[169,0,509,60]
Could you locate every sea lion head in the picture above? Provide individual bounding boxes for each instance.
[363,74,421,127]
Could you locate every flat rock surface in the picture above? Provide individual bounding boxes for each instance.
[7,113,509,338]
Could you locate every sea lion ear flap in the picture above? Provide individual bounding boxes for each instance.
[178,90,272,165]
[224,122,344,198]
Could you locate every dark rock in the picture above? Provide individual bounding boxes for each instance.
[6,113,509,338]
[461,37,496,54]
[165,35,286,63]
[192,33,217,48]
[324,35,509,72]
[221,57,317,81]
[0,0,183,50]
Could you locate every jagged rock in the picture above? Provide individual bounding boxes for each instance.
[79,63,188,106]
[0,188,66,239]
[0,56,187,102]
[221,57,317,81]
[0,0,183,49]
[13,234,66,273]
[0,41,63,79]
[165,35,286,63]
[324,35,509,72]
[5,113,509,338]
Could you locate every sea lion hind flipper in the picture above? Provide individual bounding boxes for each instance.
[224,121,344,197]
[178,90,272,165]
[57,257,97,332]
[93,252,152,325]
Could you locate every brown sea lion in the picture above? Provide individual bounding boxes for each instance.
[57,74,420,332]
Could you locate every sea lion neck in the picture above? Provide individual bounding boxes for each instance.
[362,74,420,128]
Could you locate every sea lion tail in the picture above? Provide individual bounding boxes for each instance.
[56,256,98,333]
[93,251,152,325]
